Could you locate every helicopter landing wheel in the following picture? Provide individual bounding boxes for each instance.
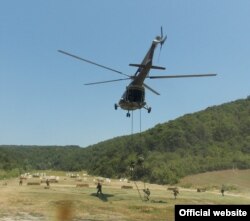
[126,112,131,117]
[114,103,118,110]
[148,107,151,113]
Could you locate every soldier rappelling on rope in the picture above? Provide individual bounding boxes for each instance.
[128,155,151,202]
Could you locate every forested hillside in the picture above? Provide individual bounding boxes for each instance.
[1,97,250,184]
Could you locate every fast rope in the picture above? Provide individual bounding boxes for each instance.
[129,109,149,202]
[134,180,143,201]
[130,110,142,201]
[131,110,134,136]
[140,109,147,192]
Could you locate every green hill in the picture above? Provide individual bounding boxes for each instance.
[81,97,250,184]
[179,169,250,193]
[1,97,250,184]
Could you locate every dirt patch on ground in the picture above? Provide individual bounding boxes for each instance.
[0,212,45,221]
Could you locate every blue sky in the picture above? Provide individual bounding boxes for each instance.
[1,0,250,147]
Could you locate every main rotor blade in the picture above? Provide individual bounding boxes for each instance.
[84,77,131,85]
[58,50,130,77]
[149,73,217,79]
[143,83,160,95]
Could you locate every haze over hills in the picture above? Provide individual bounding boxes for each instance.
[1,96,250,184]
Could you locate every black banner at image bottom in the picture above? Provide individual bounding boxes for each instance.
[175,205,250,221]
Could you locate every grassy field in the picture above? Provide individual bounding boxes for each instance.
[0,169,249,221]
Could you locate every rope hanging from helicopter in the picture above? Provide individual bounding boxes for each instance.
[129,109,150,202]
[129,110,140,200]
[139,109,150,201]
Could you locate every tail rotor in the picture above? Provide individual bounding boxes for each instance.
[158,26,167,61]
[160,26,167,51]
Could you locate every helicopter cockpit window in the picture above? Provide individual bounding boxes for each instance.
[126,87,145,103]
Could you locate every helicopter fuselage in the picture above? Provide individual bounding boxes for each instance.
[118,85,146,111]
[116,38,160,114]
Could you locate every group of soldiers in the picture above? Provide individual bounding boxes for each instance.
[19,176,226,200]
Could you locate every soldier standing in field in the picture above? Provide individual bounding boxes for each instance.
[19,178,23,186]
[46,179,50,187]
[221,185,225,196]
[173,188,179,199]
[96,181,102,195]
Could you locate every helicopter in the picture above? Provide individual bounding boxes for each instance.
[58,27,217,117]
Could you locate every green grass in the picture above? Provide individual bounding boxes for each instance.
[0,169,250,221]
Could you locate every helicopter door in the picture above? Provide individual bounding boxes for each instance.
[126,87,145,103]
